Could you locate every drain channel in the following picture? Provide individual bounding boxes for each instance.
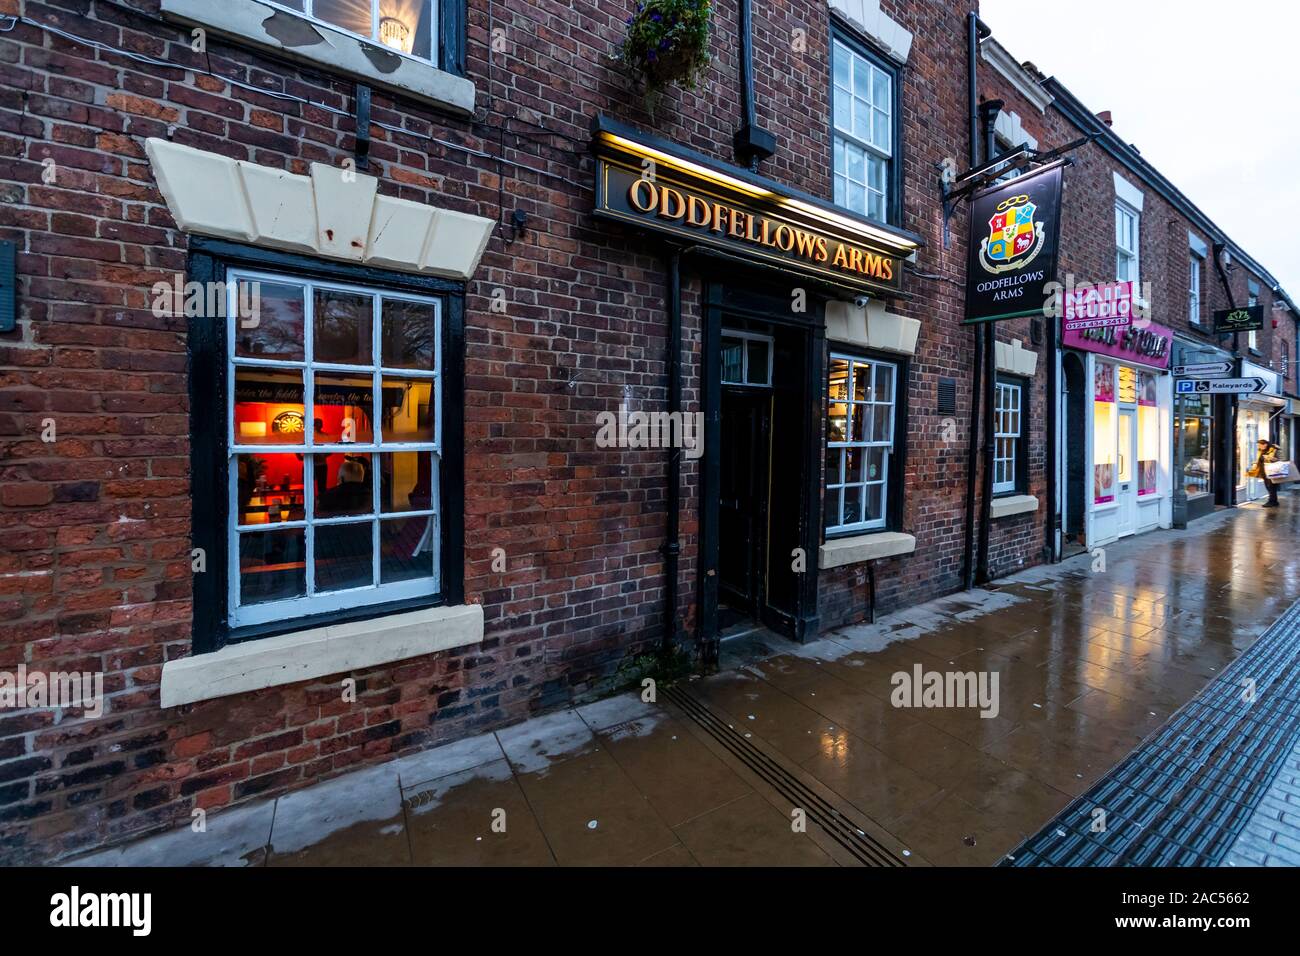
[1005,596,1300,866]
[664,686,907,867]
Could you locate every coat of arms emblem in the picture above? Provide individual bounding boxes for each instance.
[979,194,1045,274]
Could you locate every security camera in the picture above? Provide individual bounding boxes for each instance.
[853,295,871,308]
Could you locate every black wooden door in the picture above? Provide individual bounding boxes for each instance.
[719,388,770,623]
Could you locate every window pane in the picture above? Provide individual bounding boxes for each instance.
[381,516,436,583]
[240,529,305,605]
[852,361,869,401]
[236,453,304,525]
[314,521,374,593]
[842,485,863,525]
[745,340,768,384]
[846,144,864,185]
[833,42,850,91]
[872,363,894,403]
[825,445,842,485]
[313,0,373,37]
[824,487,844,530]
[865,484,885,522]
[872,404,892,443]
[381,298,436,370]
[316,453,373,518]
[845,447,863,484]
[382,378,435,443]
[234,279,305,361]
[234,367,305,445]
[872,68,890,111]
[314,288,373,365]
[828,358,850,402]
[378,0,433,58]
[868,189,885,222]
[722,337,744,383]
[853,105,871,143]
[851,403,866,443]
[853,59,871,101]
[380,452,435,512]
[872,108,890,150]
[866,446,886,482]
[314,372,375,444]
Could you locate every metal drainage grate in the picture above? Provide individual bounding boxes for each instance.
[1004,597,1300,866]
[664,685,907,867]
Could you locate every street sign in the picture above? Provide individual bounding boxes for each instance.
[1175,377,1268,395]
[1172,361,1232,377]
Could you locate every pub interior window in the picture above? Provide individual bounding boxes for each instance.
[826,353,897,534]
[720,331,773,387]
[1115,201,1139,286]
[1188,252,1202,325]
[993,378,1024,495]
[831,35,895,224]
[270,0,436,62]
[228,270,442,629]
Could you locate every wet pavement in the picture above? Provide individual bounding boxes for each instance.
[69,495,1300,867]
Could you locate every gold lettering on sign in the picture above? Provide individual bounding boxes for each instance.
[621,178,896,284]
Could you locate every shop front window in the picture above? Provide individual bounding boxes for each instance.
[1137,371,1158,496]
[229,271,442,629]
[1093,363,1116,503]
[826,353,897,534]
[1177,393,1212,497]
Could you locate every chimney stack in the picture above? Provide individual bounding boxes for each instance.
[1097,111,1114,127]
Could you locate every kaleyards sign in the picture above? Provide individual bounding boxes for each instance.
[964,163,1065,323]
[1062,317,1175,370]
[1063,280,1137,332]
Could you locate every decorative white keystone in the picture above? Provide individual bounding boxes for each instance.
[144,138,493,280]
[995,338,1039,378]
[826,299,921,356]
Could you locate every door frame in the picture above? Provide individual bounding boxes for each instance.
[1116,405,1138,537]
[700,278,825,654]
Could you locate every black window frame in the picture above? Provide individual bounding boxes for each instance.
[828,20,904,229]
[187,237,465,654]
[993,374,1029,498]
[822,345,910,539]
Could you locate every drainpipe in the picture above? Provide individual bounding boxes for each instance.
[961,11,988,589]
[662,248,684,656]
[733,0,775,169]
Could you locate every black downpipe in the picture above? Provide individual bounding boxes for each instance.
[961,11,983,590]
[662,249,684,656]
[738,0,756,136]
[977,322,996,583]
[1212,243,1241,507]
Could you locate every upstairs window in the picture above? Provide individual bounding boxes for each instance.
[1248,280,1260,352]
[832,34,897,224]
[1115,201,1139,285]
[272,0,437,62]
[1188,254,1202,325]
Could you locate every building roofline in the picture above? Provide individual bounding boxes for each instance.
[1041,76,1298,316]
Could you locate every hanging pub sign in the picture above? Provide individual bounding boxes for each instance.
[963,162,1065,324]
[1213,305,1264,334]
[591,118,920,297]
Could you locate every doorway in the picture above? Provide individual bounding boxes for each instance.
[1117,406,1138,536]
[718,385,771,631]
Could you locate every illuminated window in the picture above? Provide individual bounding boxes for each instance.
[271,0,436,62]
[832,35,896,224]
[228,271,441,628]
[826,354,897,533]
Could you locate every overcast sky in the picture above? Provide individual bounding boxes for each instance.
[979,0,1300,297]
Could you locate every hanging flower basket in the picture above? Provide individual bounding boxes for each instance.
[617,0,713,110]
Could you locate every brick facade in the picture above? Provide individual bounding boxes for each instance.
[0,0,1293,864]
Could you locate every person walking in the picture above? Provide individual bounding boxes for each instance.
[1248,438,1281,508]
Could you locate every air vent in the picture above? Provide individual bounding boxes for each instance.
[937,377,957,415]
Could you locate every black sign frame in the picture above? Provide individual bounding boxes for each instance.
[1213,305,1264,334]
[963,162,1065,324]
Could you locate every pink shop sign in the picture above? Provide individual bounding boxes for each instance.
[1062,317,1174,370]
[1063,280,1135,332]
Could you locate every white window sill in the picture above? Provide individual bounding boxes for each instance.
[161,0,475,117]
[819,531,916,569]
[990,494,1039,519]
[160,604,484,707]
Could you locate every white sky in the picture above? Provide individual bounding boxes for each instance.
[979,0,1300,297]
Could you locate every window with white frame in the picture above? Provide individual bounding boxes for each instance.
[1188,253,1202,325]
[993,378,1023,495]
[826,354,897,533]
[1115,201,1139,284]
[720,331,773,386]
[1248,281,1260,351]
[227,270,441,628]
[832,36,895,223]
[270,0,437,62]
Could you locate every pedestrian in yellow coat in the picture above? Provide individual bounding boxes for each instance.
[1247,438,1281,507]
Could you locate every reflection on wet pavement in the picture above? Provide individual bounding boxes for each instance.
[69,499,1300,867]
